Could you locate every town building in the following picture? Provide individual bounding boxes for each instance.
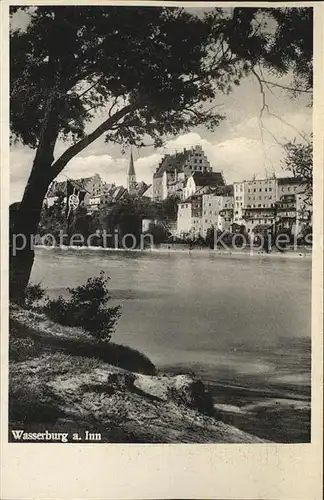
[177,194,204,238]
[184,171,225,199]
[176,171,312,239]
[152,145,214,201]
[237,177,277,232]
[275,179,312,236]
[45,174,111,208]
[202,188,234,236]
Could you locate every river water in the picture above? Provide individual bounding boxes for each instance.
[31,248,311,391]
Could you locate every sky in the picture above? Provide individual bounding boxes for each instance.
[10,7,312,202]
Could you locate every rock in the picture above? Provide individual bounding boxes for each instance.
[169,375,214,415]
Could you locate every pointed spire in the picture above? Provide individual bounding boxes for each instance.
[128,150,136,177]
[127,149,136,192]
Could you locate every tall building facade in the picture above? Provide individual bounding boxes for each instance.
[152,145,214,201]
[176,174,312,238]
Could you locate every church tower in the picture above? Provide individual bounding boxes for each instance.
[127,150,136,192]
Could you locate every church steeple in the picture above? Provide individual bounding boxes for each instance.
[127,150,136,192]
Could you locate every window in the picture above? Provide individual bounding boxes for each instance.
[258,204,261,207]
[269,188,272,192]
[248,189,251,193]
[265,188,268,192]
[269,196,272,200]
[259,188,262,192]
[253,188,256,192]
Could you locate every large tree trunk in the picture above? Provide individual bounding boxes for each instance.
[10,165,52,303]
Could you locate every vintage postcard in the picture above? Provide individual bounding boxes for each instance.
[1,1,323,499]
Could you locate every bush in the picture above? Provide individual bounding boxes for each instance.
[23,282,46,310]
[44,271,121,342]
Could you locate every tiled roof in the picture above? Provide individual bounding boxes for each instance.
[47,176,99,197]
[199,184,233,196]
[153,151,190,179]
[129,181,149,196]
[192,171,225,187]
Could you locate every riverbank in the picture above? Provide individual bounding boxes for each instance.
[9,306,266,444]
[34,244,312,260]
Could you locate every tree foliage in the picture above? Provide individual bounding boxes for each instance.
[282,139,313,199]
[44,271,121,342]
[10,6,313,164]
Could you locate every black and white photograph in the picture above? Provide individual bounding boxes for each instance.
[6,2,316,449]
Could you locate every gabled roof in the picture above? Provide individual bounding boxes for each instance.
[192,171,225,187]
[47,175,101,197]
[129,181,149,196]
[153,151,189,179]
[198,184,233,197]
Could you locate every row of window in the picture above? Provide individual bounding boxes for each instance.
[248,195,272,201]
[248,219,273,225]
[247,187,273,193]
[280,186,297,192]
[246,203,275,208]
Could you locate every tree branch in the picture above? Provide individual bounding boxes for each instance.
[258,79,312,94]
[76,76,105,99]
[50,103,136,180]
[252,68,311,146]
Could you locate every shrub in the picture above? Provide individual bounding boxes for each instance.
[44,271,121,342]
[23,282,46,310]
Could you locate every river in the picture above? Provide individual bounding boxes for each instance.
[31,247,311,382]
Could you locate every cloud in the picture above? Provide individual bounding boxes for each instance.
[9,86,312,202]
[233,110,312,143]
